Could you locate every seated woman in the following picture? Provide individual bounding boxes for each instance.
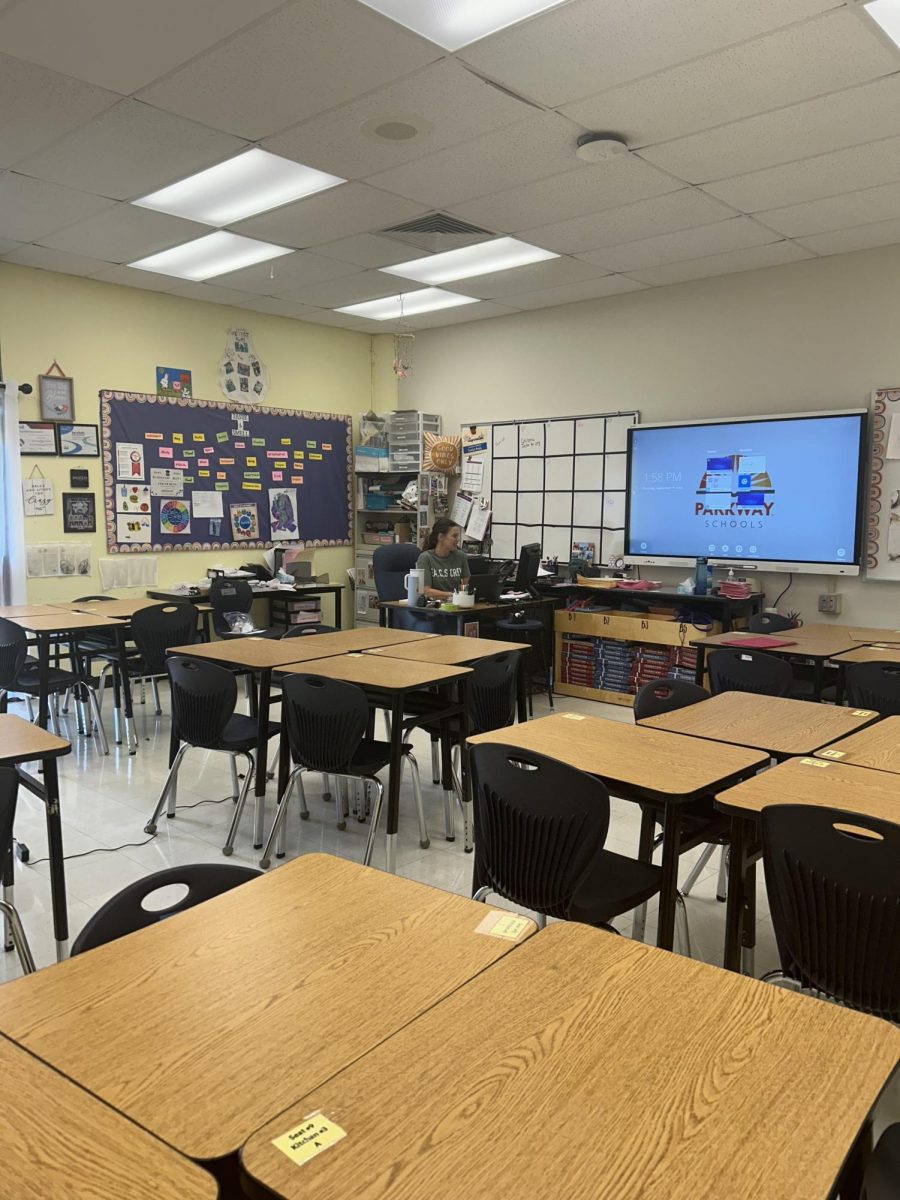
[416,517,471,601]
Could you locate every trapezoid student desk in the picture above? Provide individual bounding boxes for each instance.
[0,854,535,1187]
[241,922,900,1200]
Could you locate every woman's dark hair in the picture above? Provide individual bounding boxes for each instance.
[423,517,461,551]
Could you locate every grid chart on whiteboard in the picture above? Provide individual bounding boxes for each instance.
[486,412,639,566]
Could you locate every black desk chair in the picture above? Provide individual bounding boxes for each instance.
[469,743,691,948]
[0,767,35,975]
[372,544,434,633]
[762,804,900,1019]
[144,657,280,856]
[845,661,900,717]
[708,648,793,697]
[208,578,280,639]
[258,674,428,869]
[71,863,261,955]
[864,1125,900,1200]
[281,623,337,637]
[746,613,839,700]
[747,613,796,634]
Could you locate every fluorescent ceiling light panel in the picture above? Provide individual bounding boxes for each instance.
[133,149,344,226]
[356,0,570,50]
[381,236,559,284]
[337,287,479,320]
[866,0,900,46]
[129,231,293,281]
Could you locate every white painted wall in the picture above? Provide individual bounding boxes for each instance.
[398,245,900,628]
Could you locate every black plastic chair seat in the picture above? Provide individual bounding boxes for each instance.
[568,850,663,924]
[219,714,280,752]
[220,626,282,640]
[14,665,90,695]
[865,1124,900,1200]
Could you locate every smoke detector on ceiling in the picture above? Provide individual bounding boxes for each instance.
[575,133,630,163]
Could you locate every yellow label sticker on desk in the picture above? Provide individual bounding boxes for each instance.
[476,911,532,941]
[852,710,875,717]
[560,713,586,720]
[800,758,829,768]
[819,749,845,759]
[272,1113,346,1167]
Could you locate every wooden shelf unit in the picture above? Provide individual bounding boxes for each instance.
[554,608,721,707]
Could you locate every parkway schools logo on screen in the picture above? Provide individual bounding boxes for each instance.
[695,453,774,528]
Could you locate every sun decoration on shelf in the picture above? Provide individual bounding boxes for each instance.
[422,433,461,474]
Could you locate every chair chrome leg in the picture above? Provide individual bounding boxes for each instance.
[363,777,385,867]
[2,879,12,951]
[675,892,692,959]
[681,843,716,897]
[229,755,239,800]
[443,789,455,841]
[322,773,332,801]
[0,899,36,975]
[25,696,34,723]
[473,885,491,903]
[383,711,391,740]
[258,769,301,868]
[96,663,111,712]
[632,902,648,942]
[276,772,306,857]
[150,677,162,715]
[223,753,256,856]
[430,739,440,785]
[405,754,429,850]
[716,845,728,902]
[535,912,547,930]
[144,743,189,833]
[337,779,349,831]
[61,687,72,715]
[85,688,110,756]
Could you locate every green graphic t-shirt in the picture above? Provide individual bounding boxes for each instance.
[416,548,470,592]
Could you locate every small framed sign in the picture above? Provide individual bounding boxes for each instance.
[18,421,58,455]
[62,492,96,533]
[39,361,75,422]
[70,469,90,488]
[56,423,99,456]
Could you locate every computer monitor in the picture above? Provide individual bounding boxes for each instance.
[466,555,491,575]
[514,543,542,596]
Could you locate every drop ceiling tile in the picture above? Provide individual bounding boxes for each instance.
[441,255,608,300]
[453,157,684,234]
[2,244,110,276]
[757,181,900,237]
[296,307,383,330]
[703,136,900,212]
[0,240,25,258]
[0,172,117,242]
[577,217,779,272]
[166,281,277,308]
[626,240,813,286]
[796,218,900,257]
[313,233,431,269]
[0,53,120,169]
[394,301,515,330]
[515,188,732,254]
[0,0,286,93]
[138,0,439,141]
[560,10,895,150]
[211,250,359,296]
[230,183,428,250]
[227,295,323,319]
[364,112,585,209]
[501,274,647,310]
[90,264,184,292]
[640,74,900,184]
[458,0,843,108]
[273,269,427,309]
[39,204,209,262]
[16,100,247,202]
[264,60,533,180]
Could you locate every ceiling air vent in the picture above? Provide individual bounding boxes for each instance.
[378,213,495,253]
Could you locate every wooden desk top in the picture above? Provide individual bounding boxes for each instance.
[0,855,533,1162]
[280,653,471,691]
[832,646,900,666]
[0,603,68,618]
[717,755,900,823]
[638,691,879,756]
[68,598,166,619]
[0,714,71,764]
[168,627,435,670]
[0,1033,217,1200]
[813,715,900,774]
[364,634,530,665]
[241,923,900,1200]
[468,712,767,800]
[8,611,126,634]
[693,623,900,659]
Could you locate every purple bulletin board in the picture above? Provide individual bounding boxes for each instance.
[100,390,352,553]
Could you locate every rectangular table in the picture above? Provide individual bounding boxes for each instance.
[67,596,168,619]
[0,1033,218,1200]
[638,690,879,759]
[149,582,345,630]
[468,713,767,950]
[241,922,900,1200]
[716,756,900,972]
[832,646,900,666]
[279,655,472,869]
[814,715,900,772]
[0,854,534,1171]
[0,603,69,618]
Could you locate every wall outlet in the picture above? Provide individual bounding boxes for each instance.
[818,593,842,615]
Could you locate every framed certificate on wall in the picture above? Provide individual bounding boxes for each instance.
[19,421,58,455]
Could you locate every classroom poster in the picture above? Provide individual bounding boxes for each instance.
[230,503,259,540]
[116,442,145,480]
[150,468,184,497]
[116,483,151,513]
[268,487,298,540]
[116,514,151,543]
[159,499,191,535]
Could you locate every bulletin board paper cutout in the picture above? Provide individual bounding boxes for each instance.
[116,484,151,513]
[101,391,351,553]
[867,388,900,578]
[230,503,259,540]
[116,443,145,480]
[159,499,191,535]
[269,487,298,540]
[117,514,151,544]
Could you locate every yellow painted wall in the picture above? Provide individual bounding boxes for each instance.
[0,263,376,624]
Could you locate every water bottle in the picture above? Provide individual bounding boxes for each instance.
[694,556,709,596]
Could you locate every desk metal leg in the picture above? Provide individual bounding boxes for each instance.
[37,634,50,729]
[516,651,528,724]
[253,668,271,849]
[813,658,824,702]
[694,645,706,688]
[457,677,472,853]
[723,814,757,973]
[385,693,404,874]
[117,628,137,754]
[656,804,682,952]
[440,715,454,842]
[41,757,68,960]
[332,590,342,631]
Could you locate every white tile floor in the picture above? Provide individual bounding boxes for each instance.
[4,683,899,1128]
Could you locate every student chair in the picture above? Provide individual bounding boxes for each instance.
[864,1125,900,1200]
[469,743,691,950]
[0,767,36,975]
[707,647,794,697]
[144,657,280,855]
[844,661,900,717]
[257,674,428,870]
[208,578,280,639]
[747,613,797,634]
[280,623,338,637]
[71,863,261,955]
[762,804,900,1020]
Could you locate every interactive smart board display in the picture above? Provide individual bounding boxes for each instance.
[100,390,352,553]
